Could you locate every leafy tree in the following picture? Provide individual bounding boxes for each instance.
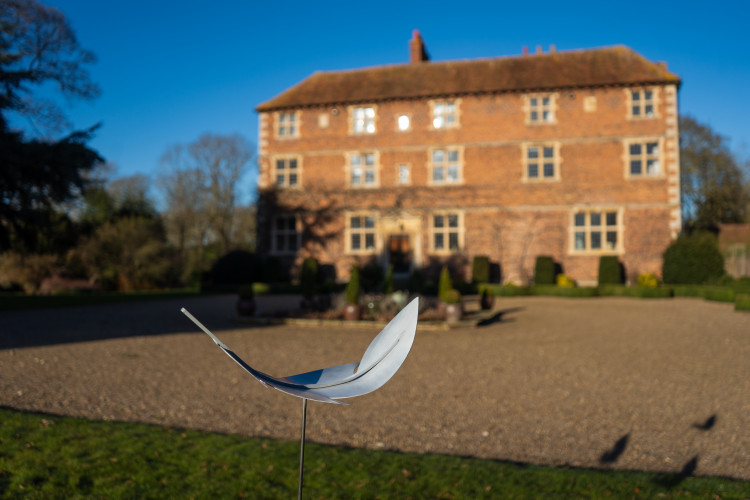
[0,0,99,131]
[680,115,749,230]
[0,0,102,251]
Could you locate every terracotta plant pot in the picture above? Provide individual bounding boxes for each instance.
[344,303,362,321]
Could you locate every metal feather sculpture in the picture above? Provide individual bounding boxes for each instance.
[181,297,419,498]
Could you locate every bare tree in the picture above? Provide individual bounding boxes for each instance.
[159,133,253,255]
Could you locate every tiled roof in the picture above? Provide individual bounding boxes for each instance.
[257,45,680,111]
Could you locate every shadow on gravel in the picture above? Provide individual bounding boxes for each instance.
[476,307,525,327]
[0,295,275,350]
[652,455,699,488]
[599,433,630,464]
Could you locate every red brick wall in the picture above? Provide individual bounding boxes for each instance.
[258,83,679,284]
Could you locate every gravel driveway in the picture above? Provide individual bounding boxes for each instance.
[1,295,748,480]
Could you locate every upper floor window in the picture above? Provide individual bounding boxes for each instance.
[430,147,462,185]
[526,93,556,124]
[626,139,661,178]
[276,111,299,138]
[271,213,301,254]
[431,212,462,253]
[523,143,560,181]
[397,163,411,185]
[571,209,622,254]
[348,152,378,187]
[351,106,376,134]
[273,156,300,188]
[629,88,657,119]
[432,100,459,129]
[347,214,378,253]
[397,114,411,131]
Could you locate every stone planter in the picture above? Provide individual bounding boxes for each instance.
[236,298,256,317]
[343,303,362,321]
[444,302,463,323]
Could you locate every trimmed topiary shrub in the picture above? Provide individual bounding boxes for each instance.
[345,266,360,305]
[300,257,319,300]
[443,288,461,304]
[637,273,659,288]
[438,266,453,302]
[472,256,491,284]
[662,232,725,285]
[735,294,750,312]
[383,264,395,294]
[534,256,556,285]
[598,256,623,285]
[556,274,576,288]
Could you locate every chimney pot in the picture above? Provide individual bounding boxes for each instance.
[550,44,556,53]
[536,45,543,55]
[522,46,529,56]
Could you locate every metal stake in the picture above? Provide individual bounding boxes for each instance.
[298,398,308,500]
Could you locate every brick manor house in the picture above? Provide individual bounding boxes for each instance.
[255,31,681,285]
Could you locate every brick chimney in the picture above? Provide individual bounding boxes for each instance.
[409,30,429,63]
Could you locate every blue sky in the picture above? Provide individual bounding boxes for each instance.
[43,0,749,204]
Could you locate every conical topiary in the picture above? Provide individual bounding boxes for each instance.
[346,266,361,305]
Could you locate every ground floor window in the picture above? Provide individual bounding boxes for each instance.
[571,208,622,253]
[431,212,462,253]
[271,213,301,254]
[347,214,378,253]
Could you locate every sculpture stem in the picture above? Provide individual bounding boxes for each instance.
[298,398,307,500]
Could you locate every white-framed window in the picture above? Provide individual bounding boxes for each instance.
[275,111,299,138]
[526,93,556,124]
[348,152,378,187]
[570,208,622,254]
[523,143,560,181]
[273,156,300,188]
[351,105,376,134]
[431,212,463,253]
[397,114,411,131]
[271,213,301,254]
[431,99,459,129]
[629,87,658,119]
[429,147,462,185]
[397,163,411,185]
[347,213,378,254]
[625,138,662,178]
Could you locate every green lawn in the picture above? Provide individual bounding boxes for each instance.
[1,408,747,499]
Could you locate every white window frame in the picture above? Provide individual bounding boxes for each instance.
[430,99,460,129]
[522,142,560,182]
[430,211,464,254]
[275,111,299,138]
[624,138,664,179]
[347,152,379,187]
[272,155,301,188]
[627,87,659,120]
[525,93,557,124]
[271,213,302,255]
[349,105,377,134]
[428,146,463,185]
[569,208,623,255]
[346,213,379,254]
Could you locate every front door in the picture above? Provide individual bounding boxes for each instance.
[388,234,412,274]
